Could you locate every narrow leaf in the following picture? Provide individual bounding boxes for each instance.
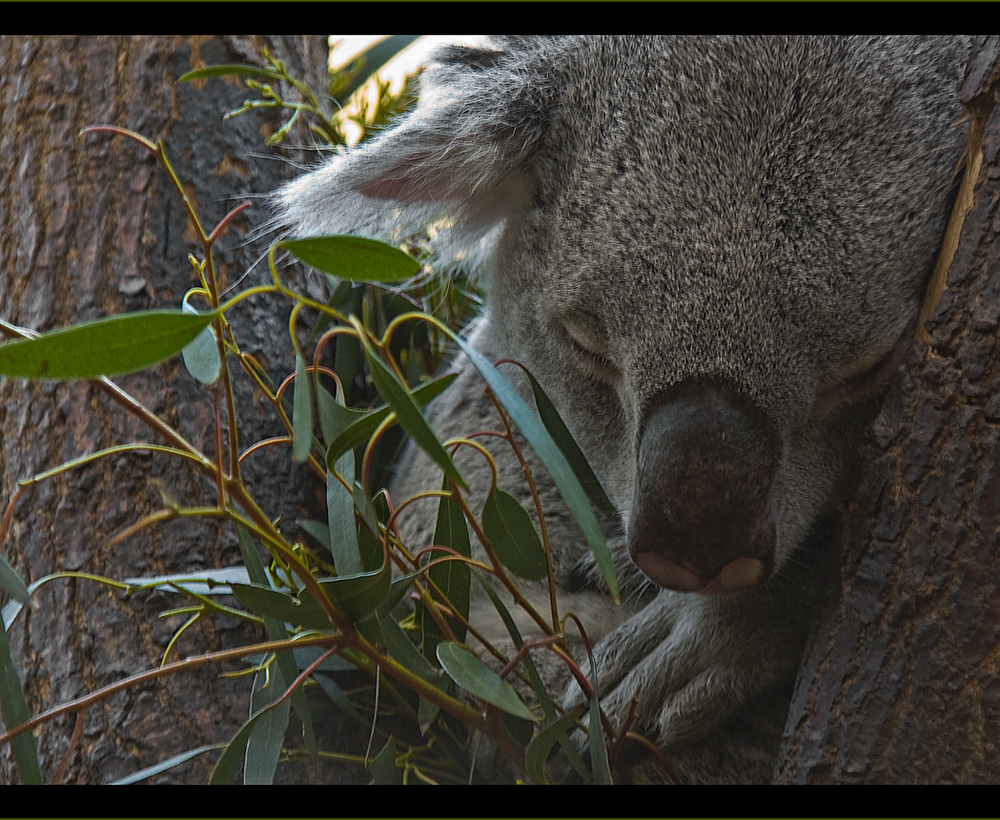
[357,332,465,488]
[523,369,617,521]
[179,64,286,83]
[525,707,586,785]
[426,480,471,642]
[332,35,422,102]
[380,615,445,728]
[0,553,30,604]
[588,661,613,785]
[0,309,217,381]
[109,744,220,785]
[319,561,390,622]
[481,488,546,581]
[280,235,419,283]
[316,384,366,450]
[291,352,312,463]
[451,334,618,602]
[436,642,534,721]
[327,466,362,577]
[230,583,330,632]
[324,372,456,466]
[0,617,42,784]
[209,699,284,785]
[368,738,402,784]
[244,668,291,784]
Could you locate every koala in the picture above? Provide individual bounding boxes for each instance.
[277,36,972,783]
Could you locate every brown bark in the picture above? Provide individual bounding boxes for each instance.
[776,36,1000,784]
[0,35,347,784]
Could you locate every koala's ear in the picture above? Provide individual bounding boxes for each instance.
[276,40,551,267]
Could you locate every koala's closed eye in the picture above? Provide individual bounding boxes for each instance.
[560,318,620,381]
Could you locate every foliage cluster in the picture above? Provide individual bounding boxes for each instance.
[0,38,663,785]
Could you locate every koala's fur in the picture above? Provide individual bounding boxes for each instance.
[277,36,971,783]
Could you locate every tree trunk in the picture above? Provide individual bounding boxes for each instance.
[776,36,1000,784]
[0,35,346,785]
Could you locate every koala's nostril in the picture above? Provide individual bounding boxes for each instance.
[718,557,766,590]
[632,552,706,592]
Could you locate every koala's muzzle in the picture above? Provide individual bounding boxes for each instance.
[628,384,778,595]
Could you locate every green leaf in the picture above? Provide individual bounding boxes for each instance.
[109,744,220,785]
[525,707,586,785]
[331,35,422,102]
[368,738,402,784]
[588,662,613,785]
[0,553,30,604]
[0,309,218,381]
[291,351,313,463]
[380,616,445,727]
[425,480,471,642]
[0,616,42,784]
[436,642,534,721]
[316,384,366,451]
[209,698,285,785]
[319,561,390,622]
[523,368,617,521]
[179,64,286,83]
[280,235,419,283]
[180,297,221,385]
[357,333,466,489]
[230,583,331,632]
[244,667,291,784]
[327,468,362,577]
[451,333,619,602]
[324,372,457,466]
[481,488,546,582]
[232,522,320,760]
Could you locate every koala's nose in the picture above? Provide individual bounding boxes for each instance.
[627,383,777,594]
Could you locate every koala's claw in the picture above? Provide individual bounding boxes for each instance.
[562,588,803,754]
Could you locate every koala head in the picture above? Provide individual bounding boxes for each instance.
[278,36,970,595]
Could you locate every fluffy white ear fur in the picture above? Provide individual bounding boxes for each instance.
[274,44,538,275]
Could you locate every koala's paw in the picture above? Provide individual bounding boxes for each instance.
[562,588,801,754]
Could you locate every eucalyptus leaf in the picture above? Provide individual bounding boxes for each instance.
[436,642,534,721]
[109,744,220,785]
[291,351,312,463]
[481,488,547,582]
[525,707,586,785]
[327,464,361,577]
[0,309,218,381]
[230,583,330,632]
[0,616,42,784]
[179,64,286,83]
[0,553,30,604]
[210,699,285,785]
[426,480,471,642]
[280,235,419,283]
[369,737,403,784]
[357,332,466,489]
[244,668,291,784]
[324,372,456,466]
[232,522,320,760]
[522,368,617,521]
[180,298,221,385]
[319,561,390,622]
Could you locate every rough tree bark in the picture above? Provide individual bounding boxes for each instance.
[0,35,356,784]
[776,36,1000,784]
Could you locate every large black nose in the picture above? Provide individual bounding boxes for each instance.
[627,382,778,594]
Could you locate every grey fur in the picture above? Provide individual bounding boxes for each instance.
[277,36,971,783]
